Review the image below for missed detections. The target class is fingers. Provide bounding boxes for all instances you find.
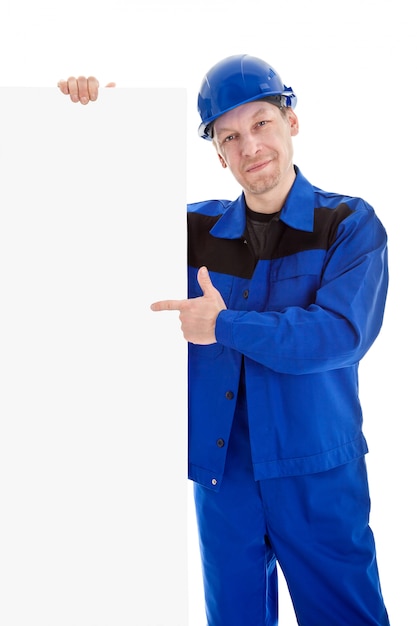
[72,76,89,104]
[57,76,104,104]
[197,266,213,294]
[151,268,214,312]
[86,76,100,102]
[150,299,185,312]
[57,79,70,95]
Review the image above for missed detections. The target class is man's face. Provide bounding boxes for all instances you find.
[212,100,299,203]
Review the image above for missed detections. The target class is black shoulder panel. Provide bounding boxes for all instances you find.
[187,203,354,279]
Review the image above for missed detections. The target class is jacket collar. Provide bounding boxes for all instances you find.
[209,166,315,239]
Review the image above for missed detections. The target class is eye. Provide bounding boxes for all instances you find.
[256,120,268,128]
[223,134,236,143]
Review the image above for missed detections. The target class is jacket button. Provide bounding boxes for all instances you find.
[243,289,249,299]
[225,391,234,400]
[216,438,225,448]
[211,478,217,486]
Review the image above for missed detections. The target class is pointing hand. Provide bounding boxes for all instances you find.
[151,266,226,345]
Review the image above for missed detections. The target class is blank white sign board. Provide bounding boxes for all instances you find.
[0,88,187,626]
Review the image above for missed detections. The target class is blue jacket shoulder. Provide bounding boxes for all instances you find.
[187,199,232,216]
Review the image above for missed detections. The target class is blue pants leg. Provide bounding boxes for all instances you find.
[194,398,390,625]
[260,460,390,626]
[194,394,278,626]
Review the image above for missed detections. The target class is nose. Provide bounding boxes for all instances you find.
[240,132,261,157]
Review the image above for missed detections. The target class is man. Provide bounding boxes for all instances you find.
[59,54,390,625]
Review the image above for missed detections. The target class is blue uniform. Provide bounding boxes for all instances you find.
[187,167,390,625]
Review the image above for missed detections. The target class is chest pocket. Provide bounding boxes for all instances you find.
[268,250,326,310]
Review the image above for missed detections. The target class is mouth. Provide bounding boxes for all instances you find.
[246,159,271,174]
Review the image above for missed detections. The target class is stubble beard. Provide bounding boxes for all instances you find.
[244,170,282,196]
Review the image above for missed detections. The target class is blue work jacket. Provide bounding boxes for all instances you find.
[187,167,388,491]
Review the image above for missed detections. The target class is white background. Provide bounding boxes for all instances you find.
[0,1,415,624]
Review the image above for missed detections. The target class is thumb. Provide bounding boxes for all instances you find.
[197,266,214,295]
[105,82,116,88]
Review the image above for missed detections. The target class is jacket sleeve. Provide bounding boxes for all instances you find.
[214,205,389,375]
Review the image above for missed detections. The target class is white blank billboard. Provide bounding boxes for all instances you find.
[0,87,188,626]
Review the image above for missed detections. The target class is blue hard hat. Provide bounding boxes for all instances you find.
[197,54,297,140]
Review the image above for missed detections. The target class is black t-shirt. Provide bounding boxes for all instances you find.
[245,205,281,259]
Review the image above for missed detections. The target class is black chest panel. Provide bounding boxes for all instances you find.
[187,203,353,279]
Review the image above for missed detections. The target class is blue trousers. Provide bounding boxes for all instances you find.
[194,394,390,625]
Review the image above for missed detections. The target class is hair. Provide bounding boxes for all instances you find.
[260,95,287,110]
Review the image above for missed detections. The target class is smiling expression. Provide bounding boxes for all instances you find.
[212,100,299,212]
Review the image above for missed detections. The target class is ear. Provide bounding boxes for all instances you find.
[212,138,227,169]
[217,152,228,169]
[287,109,299,137]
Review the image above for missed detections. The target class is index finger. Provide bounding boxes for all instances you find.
[150,299,185,312]
[87,76,100,102]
